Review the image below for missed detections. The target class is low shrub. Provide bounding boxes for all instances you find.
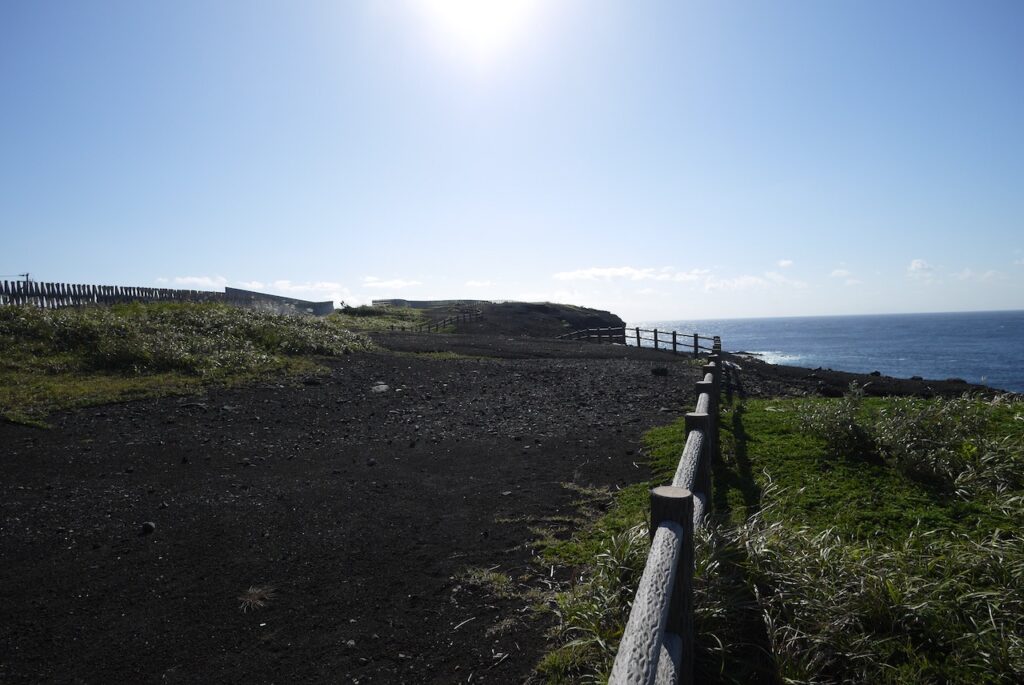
[798,383,1009,492]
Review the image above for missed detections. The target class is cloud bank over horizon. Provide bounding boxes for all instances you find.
[153,251,1023,321]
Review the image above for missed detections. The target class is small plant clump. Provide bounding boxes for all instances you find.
[537,524,649,682]
[238,585,276,613]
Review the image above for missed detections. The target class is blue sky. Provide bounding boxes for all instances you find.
[2,0,1022,320]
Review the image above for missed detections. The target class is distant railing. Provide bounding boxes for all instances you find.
[609,339,722,685]
[389,311,483,332]
[558,326,717,356]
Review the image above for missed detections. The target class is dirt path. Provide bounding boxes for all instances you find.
[0,336,701,684]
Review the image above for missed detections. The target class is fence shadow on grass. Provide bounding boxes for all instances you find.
[696,361,780,684]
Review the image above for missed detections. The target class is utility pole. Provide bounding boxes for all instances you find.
[18,273,30,283]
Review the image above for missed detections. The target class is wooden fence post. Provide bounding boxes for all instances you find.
[693,333,699,357]
[672,330,678,355]
[635,326,641,348]
[685,411,712,501]
[653,328,659,350]
[649,485,694,682]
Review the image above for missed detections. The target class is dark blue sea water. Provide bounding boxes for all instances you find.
[634,310,1024,393]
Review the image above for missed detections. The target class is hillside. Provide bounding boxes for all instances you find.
[422,301,625,337]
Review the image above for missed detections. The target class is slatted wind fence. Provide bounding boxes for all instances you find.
[0,280,224,309]
[0,281,337,316]
[609,338,722,685]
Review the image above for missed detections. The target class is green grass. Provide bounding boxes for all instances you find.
[717,394,1024,683]
[329,305,425,331]
[535,390,1024,683]
[0,303,371,425]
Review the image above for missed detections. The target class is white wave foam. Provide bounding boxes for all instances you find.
[749,350,803,365]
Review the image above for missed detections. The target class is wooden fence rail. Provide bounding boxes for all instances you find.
[609,338,722,685]
[388,311,484,332]
[558,326,718,356]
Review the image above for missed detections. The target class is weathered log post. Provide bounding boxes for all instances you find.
[704,356,721,487]
[672,330,678,355]
[685,409,712,505]
[653,328,659,351]
[635,326,641,348]
[609,487,694,685]
[652,486,695,685]
[693,333,699,357]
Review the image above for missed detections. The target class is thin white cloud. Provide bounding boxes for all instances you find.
[830,269,851,278]
[362,276,422,289]
[764,271,807,288]
[553,266,709,282]
[845,278,863,286]
[159,275,229,289]
[907,259,937,283]
[267,280,345,294]
[955,268,1002,283]
[1014,258,1024,266]
[777,259,794,268]
[702,274,767,292]
[908,259,933,274]
[465,280,494,287]
[236,280,265,290]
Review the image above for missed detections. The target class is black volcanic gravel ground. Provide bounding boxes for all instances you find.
[1,333,1003,685]
[0,336,703,684]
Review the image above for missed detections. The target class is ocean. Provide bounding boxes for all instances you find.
[633,310,1024,393]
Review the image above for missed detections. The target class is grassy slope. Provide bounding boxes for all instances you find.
[329,305,426,331]
[536,393,1024,683]
[715,396,1023,683]
[0,303,371,426]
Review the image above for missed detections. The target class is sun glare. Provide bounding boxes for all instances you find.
[411,0,542,65]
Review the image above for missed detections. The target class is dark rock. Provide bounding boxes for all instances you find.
[139,521,156,536]
[651,367,668,376]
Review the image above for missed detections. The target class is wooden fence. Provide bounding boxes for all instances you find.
[558,326,718,356]
[389,311,483,332]
[0,280,335,316]
[609,338,722,684]
[0,280,225,309]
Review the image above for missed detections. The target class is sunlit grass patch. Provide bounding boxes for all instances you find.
[535,390,1024,683]
[459,567,517,599]
[0,303,369,424]
[329,305,425,331]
